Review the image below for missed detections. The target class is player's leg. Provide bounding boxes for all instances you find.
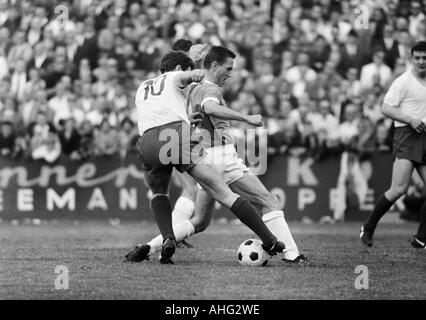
[145,167,179,263]
[125,165,177,263]
[171,170,197,224]
[142,189,215,258]
[411,164,426,248]
[170,170,198,248]
[145,218,197,257]
[187,162,284,254]
[361,158,414,246]
[134,179,200,258]
[126,130,178,264]
[190,189,215,233]
[144,167,174,240]
[229,173,305,262]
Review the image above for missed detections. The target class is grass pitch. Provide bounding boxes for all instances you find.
[1,219,425,300]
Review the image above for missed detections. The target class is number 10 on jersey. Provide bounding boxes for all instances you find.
[144,74,167,100]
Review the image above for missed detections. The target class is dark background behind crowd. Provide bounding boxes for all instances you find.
[0,0,425,164]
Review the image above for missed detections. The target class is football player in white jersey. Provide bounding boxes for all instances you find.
[166,41,211,249]
[126,50,285,264]
[360,41,426,248]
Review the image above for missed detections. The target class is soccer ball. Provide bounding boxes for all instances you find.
[237,239,270,267]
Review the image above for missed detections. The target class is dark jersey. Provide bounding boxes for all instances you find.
[188,81,234,148]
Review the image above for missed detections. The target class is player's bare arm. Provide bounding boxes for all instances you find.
[203,100,263,126]
[174,70,205,88]
[382,103,426,133]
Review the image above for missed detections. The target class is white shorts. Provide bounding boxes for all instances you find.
[199,144,250,187]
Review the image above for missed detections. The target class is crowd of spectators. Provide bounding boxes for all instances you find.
[0,0,425,164]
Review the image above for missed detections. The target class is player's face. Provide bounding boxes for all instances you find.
[216,57,234,87]
[412,51,426,74]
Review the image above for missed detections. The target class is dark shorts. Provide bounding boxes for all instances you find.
[393,126,426,165]
[136,121,205,178]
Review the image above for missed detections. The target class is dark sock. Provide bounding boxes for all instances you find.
[151,195,175,240]
[416,200,426,241]
[231,197,276,247]
[364,194,394,231]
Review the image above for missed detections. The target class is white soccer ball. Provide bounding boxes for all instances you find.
[237,239,270,267]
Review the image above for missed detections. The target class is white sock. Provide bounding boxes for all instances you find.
[262,211,300,261]
[147,220,196,256]
[172,196,195,225]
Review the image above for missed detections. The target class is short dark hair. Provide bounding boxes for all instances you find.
[160,51,195,73]
[203,46,236,69]
[172,39,193,53]
[411,41,426,56]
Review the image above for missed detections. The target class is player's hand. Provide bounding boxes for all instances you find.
[191,70,205,83]
[246,114,263,127]
[410,118,426,133]
[189,112,203,125]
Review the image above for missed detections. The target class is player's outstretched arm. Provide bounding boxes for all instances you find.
[382,103,426,133]
[174,70,205,88]
[203,100,263,126]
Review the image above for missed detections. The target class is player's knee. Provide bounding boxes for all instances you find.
[146,177,169,194]
[145,171,172,194]
[191,166,221,190]
[257,193,280,211]
[181,184,198,200]
[192,217,210,233]
[195,220,210,233]
[267,194,281,211]
[150,185,169,195]
[389,184,409,198]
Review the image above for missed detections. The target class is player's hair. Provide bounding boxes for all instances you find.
[172,39,193,53]
[160,51,195,73]
[411,41,426,56]
[203,46,236,69]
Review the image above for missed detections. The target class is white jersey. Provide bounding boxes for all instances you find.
[135,71,190,135]
[383,69,426,127]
